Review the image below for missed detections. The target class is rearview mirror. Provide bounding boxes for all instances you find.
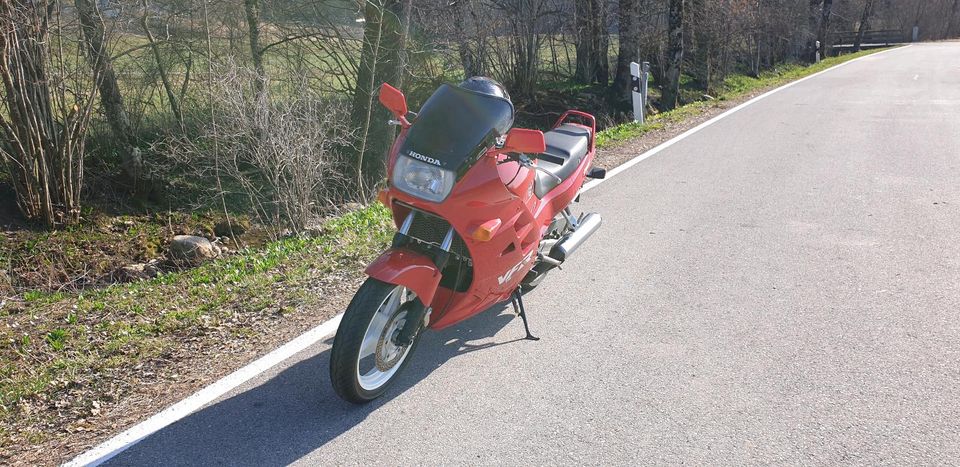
[378,83,408,119]
[502,128,546,154]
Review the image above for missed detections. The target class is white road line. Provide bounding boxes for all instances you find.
[66,44,910,467]
[65,314,343,467]
[581,45,910,194]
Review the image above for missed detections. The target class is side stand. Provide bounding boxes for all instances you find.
[511,289,540,341]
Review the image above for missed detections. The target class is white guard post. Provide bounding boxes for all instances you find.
[630,61,648,124]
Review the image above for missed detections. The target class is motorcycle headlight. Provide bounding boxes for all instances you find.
[392,155,456,202]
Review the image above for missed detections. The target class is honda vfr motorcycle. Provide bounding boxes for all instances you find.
[329,77,605,403]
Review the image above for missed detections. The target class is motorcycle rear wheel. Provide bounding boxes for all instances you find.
[329,279,423,403]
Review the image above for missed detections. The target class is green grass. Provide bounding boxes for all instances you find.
[595,48,894,149]
[0,204,394,447]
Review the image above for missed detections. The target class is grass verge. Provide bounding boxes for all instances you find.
[0,204,393,456]
[595,48,893,149]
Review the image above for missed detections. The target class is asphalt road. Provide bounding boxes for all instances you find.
[106,43,960,465]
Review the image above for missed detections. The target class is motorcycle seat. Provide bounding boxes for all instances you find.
[534,124,592,198]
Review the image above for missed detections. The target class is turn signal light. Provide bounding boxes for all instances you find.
[472,218,502,242]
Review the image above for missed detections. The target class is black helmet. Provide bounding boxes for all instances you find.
[459,76,512,102]
[458,76,514,135]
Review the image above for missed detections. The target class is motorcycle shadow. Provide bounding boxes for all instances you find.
[105,300,525,466]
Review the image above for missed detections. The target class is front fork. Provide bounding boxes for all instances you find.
[385,209,456,345]
[394,300,428,346]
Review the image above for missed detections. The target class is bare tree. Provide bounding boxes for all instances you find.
[661,0,685,110]
[854,0,875,51]
[243,0,265,92]
[688,0,711,90]
[141,0,184,127]
[486,0,551,97]
[160,64,352,234]
[75,0,141,180]
[451,0,489,77]
[351,0,406,192]
[817,0,833,58]
[266,2,362,95]
[946,0,960,38]
[807,0,822,61]
[0,0,97,226]
[612,0,640,97]
[574,0,609,84]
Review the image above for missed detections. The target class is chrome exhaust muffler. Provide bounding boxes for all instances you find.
[548,212,602,263]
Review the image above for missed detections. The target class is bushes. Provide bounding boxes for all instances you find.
[157,64,354,236]
[0,0,96,227]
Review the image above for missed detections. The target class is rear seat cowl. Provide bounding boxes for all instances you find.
[533,124,592,198]
[544,124,591,160]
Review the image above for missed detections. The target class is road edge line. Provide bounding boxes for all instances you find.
[580,45,910,193]
[65,313,344,467]
[66,44,910,467]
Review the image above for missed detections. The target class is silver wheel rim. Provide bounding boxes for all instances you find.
[356,286,416,391]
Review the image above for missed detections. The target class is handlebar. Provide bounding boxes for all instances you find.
[498,153,562,184]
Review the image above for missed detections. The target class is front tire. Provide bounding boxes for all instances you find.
[329,279,423,403]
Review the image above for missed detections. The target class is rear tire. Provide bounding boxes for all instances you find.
[329,279,423,403]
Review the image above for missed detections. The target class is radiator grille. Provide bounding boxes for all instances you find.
[406,209,471,259]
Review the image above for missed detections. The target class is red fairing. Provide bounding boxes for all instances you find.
[374,87,597,331]
[365,249,442,306]
[379,132,595,330]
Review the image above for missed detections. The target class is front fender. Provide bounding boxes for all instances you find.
[365,248,442,306]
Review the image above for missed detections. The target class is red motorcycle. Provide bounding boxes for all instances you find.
[329,77,605,403]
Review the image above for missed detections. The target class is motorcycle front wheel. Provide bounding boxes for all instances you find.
[329,278,423,403]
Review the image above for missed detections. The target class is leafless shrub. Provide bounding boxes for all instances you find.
[156,63,353,236]
[0,0,98,227]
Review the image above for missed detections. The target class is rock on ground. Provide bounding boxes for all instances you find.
[169,235,221,263]
[114,262,159,283]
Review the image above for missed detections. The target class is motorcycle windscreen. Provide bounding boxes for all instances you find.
[399,84,514,174]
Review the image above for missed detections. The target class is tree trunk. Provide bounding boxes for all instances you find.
[854,0,875,52]
[243,0,265,92]
[595,1,609,85]
[350,0,404,192]
[398,0,412,81]
[661,0,685,111]
[1,0,94,227]
[509,0,541,98]
[612,0,639,96]
[753,0,763,77]
[943,0,960,38]
[141,0,183,127]
[952,0,960,38]
[75,0,140,180]
[453,0,485,77]
[817,0,834,58]
[689,0,711,90]
[574,0,609,84]
[807,0,822,62]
